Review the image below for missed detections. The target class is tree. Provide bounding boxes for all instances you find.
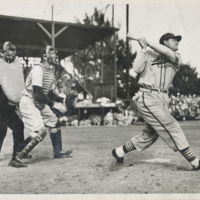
[171,63,200,95]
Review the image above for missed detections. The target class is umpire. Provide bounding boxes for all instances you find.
[0,41,31,167]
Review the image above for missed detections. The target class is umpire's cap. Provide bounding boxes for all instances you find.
[3,41,16,51]
[159,33,182,45]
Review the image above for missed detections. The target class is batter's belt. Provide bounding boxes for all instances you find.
[139,84,168,94]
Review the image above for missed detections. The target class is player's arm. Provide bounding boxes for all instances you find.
[47,90,64,103]
[127,33,179,63]
[133,38,148,73]
[32,66,66,112]
[146,39,178,63]
[47,80,65,103]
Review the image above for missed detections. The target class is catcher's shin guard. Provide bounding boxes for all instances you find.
[16,128,46,161]
[12,136,32,159]
[50,129,72,158]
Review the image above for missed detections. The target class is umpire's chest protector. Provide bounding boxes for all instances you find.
[0,58,25,104]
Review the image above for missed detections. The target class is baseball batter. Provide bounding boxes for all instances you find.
[112,33,200,170]
[10,46,73,168]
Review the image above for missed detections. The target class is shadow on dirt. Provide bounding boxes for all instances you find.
[108,158,193,172]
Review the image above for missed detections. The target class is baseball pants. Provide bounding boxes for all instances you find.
[132,90,189,152]
[19,95,58,133]
[0,101,25,154]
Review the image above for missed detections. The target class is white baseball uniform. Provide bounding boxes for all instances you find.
[19,64,57,133]
[131,49,189,152]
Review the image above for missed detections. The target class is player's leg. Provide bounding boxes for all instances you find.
[9,96,46,167]
[0,112,8,153]
[42,106,72,158]
[112,123,159,163]
[15,127,47,161]
[49,127,72,158]
[9,127,47,168]
[140,92,200,170]
[2,104,29,159]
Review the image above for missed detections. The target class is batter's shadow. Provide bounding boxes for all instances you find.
[109,158,193,172]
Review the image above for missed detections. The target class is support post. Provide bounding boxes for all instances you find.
[126,4,129,100]
[112,5,114,27]
[51,5,55,48]
[114,30,117,102]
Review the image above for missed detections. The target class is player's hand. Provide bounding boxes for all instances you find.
[53,102,67,113]
[138,37,147,49]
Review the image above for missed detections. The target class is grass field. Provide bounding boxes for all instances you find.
[1,120,200,197]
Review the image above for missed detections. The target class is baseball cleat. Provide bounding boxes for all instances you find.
[112,149,124,164]
[54,150,73,158]
[192,160,200,171]
[8,159,27,168]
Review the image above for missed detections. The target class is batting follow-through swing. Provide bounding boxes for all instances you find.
[112,32,200,170]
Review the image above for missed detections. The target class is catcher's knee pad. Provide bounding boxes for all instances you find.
[30,128,47,142]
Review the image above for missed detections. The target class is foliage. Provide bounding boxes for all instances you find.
[170,63,200,95]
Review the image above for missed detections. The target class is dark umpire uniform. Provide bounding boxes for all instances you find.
[0,41,31,166]
[0,86,26,159]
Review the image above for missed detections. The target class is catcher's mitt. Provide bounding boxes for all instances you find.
[65,91,78,112]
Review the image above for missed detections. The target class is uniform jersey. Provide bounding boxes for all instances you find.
[23,64,55,110]
[134,50,181,90]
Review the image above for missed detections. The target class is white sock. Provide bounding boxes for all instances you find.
[116,146,125,157]
[190,158,199,168]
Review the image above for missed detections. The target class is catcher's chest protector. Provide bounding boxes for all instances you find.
[35,64,55,110]
[0,58,25,104]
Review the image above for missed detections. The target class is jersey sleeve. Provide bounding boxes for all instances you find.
[32,65,44,87]
[175,52,181,66]
[147,49,159,60]
[168,52,181,70]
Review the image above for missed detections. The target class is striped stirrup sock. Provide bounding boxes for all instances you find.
[123,140,136,153]
[179,147,196,162]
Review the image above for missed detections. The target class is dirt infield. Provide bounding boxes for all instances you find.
[1,121,200,195]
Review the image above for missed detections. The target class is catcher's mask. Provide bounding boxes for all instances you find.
[1,41,16,63]
[40,46,59,66]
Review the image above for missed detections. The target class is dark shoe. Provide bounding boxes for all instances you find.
[8,159,27,168]
[54,150,73,158]
[112,149,124,164]
[192,160,200,171]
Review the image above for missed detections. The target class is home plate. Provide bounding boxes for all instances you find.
[142,158,171,163]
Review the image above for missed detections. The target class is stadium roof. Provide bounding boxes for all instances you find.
[0,14,118,59]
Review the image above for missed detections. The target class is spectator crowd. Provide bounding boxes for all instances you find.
[169,93,200,121]
[53,73,200,127]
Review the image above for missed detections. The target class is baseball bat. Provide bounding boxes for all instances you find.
[126,33,138,41]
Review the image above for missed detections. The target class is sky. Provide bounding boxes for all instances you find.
[1,0,200,76]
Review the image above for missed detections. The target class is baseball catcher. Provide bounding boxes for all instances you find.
[10,46,73,168]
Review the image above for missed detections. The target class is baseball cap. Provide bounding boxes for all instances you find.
[159,33,182,45]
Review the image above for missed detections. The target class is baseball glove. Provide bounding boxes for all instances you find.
[65,91,78,112]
